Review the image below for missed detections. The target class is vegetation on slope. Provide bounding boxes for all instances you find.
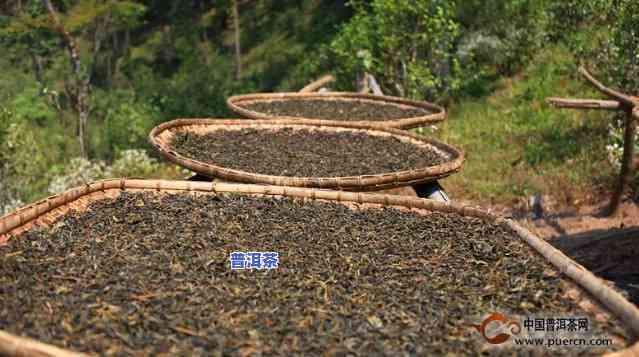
[0,0,637,213]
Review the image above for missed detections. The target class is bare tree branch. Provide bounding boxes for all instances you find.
[88,12,111,84]
[42,0,90,159]
[299,74,335,93]
[546,98,621,110]
[42,0,81,75]
[579,66,639,107]
[231,0,242,80]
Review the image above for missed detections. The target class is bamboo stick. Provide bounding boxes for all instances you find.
[0,330,89,357]
[0,179,492,238]
[546,97,621,110]
[299,74,335,93]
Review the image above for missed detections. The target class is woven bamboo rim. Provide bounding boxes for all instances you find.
[226,92,446,129]
[148,118,464,191]
[0,179,638,356]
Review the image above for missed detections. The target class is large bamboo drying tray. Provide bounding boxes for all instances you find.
[1,179,639,356]
[188,174,421,197]
[226,92,446,129]
[148,118,464,191]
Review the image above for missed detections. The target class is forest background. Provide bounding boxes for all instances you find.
[0,0,637,214]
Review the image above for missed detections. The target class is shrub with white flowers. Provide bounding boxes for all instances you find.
[109,149,160,178]
[47,158,112,194]
[1,107,43,215]
[47,150,162,194]
[1,198,25,216]
[605,122,639,170]
[0,159,22,215]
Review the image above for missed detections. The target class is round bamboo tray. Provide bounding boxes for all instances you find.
[187,172,422,197]
[0,179,638,356]
[148,118,464,191]
[226,92,446,129]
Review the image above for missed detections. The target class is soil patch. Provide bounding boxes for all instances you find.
[516,200,639,307]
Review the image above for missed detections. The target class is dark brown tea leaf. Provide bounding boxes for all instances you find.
[170,128,445,177]
[242,99,430,121]
[0,192,628,356]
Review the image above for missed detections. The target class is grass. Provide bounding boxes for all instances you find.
[423,45,617,208]
[0,44,626,213]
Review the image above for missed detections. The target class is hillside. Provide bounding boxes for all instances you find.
[0,0,637,212]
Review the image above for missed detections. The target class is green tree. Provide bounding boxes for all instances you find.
[457,0,550,76]
[593,0,639,93]
[1,0,146,158]
[548,0,639,215]
[327,0,461,101]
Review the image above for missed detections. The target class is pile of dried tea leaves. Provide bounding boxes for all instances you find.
[170,128,445,177]
[0,192,627,356]
[241,99,430,121]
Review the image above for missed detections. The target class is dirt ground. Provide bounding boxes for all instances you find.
[464,196,639,307]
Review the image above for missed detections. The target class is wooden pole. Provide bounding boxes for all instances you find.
[547,67,638,216]
[299,74,335,93]
[546,98,622,110]
[609,107,638,215]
